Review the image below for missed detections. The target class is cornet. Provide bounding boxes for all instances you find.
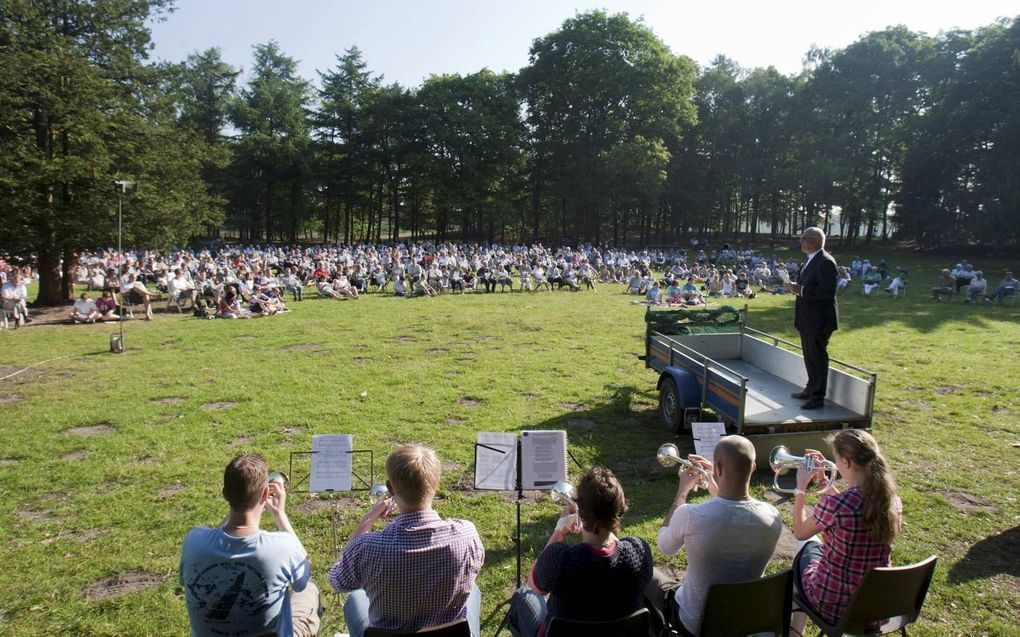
[657,443,710,490]
[769,446,838,494]
[369,484,399,515]
[268,470,289,488]
[550,481,575,508]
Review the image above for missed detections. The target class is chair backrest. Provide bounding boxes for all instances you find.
[363,619,471,637]
[698,569,792,636]
[839,555,938,634]
[545,607,650,637]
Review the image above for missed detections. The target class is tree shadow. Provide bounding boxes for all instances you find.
[946,525,1020,583]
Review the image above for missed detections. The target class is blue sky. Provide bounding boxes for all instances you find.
[148,1,1018,86]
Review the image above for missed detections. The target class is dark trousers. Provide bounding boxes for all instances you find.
[800,329,833,399]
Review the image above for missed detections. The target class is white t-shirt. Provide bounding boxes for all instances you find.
[658,496,782,634]
[73,298,96,315]
[180,526,310,637]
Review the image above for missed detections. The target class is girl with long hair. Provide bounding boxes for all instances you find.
[791,429,902,627]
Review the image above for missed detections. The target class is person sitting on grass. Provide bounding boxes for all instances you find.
[218,286,250,319]
[334,272,360,300]
[95,290,120,322]
[988,270,1019,305]
[665,280,683,304]
[282,267,304,302]
[507,467,653,637]
[180,454,321,637]
[931,269,956,301]
[677,276,702,305]
[644,281,663,305]
[316,276,346,300]
[965,271,988,303]
[71,292,100,324]
[393,274,407,297]
[734,271,756,299]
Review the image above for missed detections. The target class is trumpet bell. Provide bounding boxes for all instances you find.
[550,481,575,508]
[768,445,839,495]
[268,470,289,486]
[769,445,801,474]
[368,484,389,504]
[657,443,682,467]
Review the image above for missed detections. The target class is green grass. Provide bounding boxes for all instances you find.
[0,247,1018,635]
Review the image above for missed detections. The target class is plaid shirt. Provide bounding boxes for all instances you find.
[802,486,902,625]
[328,510,484,631]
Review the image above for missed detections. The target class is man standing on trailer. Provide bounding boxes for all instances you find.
[786,227,838,410]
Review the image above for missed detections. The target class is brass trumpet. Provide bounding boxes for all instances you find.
[550,481,575,508]
[369,483,398,514]
[268,470,289,488]
[657,443,710,490]
[769,446,838,494]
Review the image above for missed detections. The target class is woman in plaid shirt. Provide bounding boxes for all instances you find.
[791,430,903,627]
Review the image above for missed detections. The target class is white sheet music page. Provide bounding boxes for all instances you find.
[520,430,567,490]
[691,422,727,460]
[474,432,517,491]
[309,434,353,492]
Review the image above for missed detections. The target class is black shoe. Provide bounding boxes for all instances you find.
[790,391,811,400]
[801,398,825,410]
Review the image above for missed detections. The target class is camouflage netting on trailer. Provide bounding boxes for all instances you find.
[645,304,744,336]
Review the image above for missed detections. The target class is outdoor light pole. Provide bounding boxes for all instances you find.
[112,180,136,353]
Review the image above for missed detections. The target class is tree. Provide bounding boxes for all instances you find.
[0,0,220,304]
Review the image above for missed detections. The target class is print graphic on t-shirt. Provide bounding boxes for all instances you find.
[187,561,269,632]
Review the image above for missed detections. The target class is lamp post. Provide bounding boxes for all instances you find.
[112,180,136,353]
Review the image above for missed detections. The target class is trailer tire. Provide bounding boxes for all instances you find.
[659,377,683,434]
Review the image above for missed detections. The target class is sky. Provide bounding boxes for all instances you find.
[148,1,1018,87]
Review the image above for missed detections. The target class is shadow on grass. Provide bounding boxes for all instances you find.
[946,525,1020,583]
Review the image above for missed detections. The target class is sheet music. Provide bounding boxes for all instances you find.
[521,430,567,490]
[309,434,353,492]
[474,432,517,491]
[692,422,727,460]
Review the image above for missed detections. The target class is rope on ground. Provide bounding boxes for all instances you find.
[0,354,75,382]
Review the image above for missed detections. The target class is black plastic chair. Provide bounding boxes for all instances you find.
[545,607,650,637]
[364,619,471,637]
[698,568,792,636]
[795,555,937,636]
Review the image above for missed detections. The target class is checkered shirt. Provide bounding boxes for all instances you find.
[802,486,902,625]
[328,510,484,631]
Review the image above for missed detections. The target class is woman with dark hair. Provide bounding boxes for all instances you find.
[791,429,902,628]
[507,467,653,637]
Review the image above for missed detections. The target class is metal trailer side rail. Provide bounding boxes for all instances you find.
[741,325,879,425]
[659,333,749,429]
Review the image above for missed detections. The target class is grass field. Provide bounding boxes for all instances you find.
[0,246,1018,636]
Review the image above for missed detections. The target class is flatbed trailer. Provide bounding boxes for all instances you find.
[643,307,876,459]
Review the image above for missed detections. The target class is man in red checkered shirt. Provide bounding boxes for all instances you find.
[329,445,484,636]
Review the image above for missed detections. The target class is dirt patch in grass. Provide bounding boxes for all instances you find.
[426,348,448,355]
[772,526,799,560]
[40,527,107,545]
[992,405,1011,415]
[281,425,303,436]
[18,507,60,524]
[498,490,545,505]
[83,569,165,602]
[282,343,326,352]
[0,456,21,466]
[902,399,932,410]
[656,563,687,583]
[0,393,23,405]
[934,385,964,395]
[566,418,598,429]
[352,356,372,364]
[942,491,999,514]
[457,396,484,407]
[151,396,186,405]
[230,435,255,448]
[394,335,416,343]
[64,423,116,436]
[202,401,239,410]
[903,386,924,393]
[60,449,89,462]
[972,390,995,397]
[560,402,584,412]
[159,484,185,498]
[291,497,363,515]
[523,393,542,399]
[445,417,465,425]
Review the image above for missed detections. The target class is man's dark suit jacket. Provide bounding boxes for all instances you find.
[794,250,839,335]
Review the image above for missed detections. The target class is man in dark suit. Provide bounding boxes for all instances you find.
[786,227,838,410]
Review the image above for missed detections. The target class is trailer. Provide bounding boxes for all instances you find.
[643,306,876,459]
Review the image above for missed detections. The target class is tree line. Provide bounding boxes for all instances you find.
[1,1,1018,304]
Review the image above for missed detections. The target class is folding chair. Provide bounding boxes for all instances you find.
[364,619,471,636]
[795,555,937,637]
[545,608,649,637]
[698,568,792,636]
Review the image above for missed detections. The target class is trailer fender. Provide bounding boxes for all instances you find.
[657,368,701,433]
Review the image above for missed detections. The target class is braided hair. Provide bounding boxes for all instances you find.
[830,430,899,545]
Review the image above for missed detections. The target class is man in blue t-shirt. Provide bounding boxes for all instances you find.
[180,454,321,637]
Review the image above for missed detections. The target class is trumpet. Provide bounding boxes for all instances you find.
[657,443,710,490]
[550,481,575,508]
[268,470,289,488]
[369,484,398,514]
[769,446,838,494]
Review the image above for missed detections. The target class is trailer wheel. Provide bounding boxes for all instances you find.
[659,377,683,434]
